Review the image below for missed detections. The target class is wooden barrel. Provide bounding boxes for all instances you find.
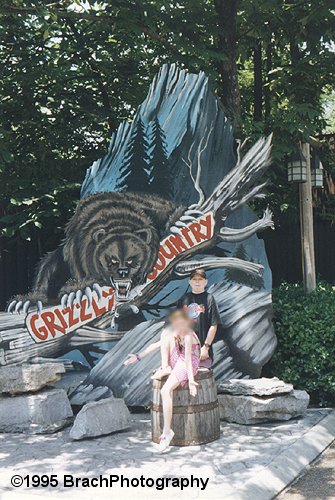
[151,368,220,446]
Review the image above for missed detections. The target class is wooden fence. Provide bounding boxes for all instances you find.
[262,218,335,286]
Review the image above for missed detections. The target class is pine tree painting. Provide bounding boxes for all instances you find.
[148,117,171,198]
[117,117,150,192]
[225,244,264,289]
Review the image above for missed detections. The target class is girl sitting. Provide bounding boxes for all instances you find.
[124,309,201,451]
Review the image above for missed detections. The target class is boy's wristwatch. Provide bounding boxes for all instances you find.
[204,343,211,349]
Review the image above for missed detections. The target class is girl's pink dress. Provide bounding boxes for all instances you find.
[169,332,201,385]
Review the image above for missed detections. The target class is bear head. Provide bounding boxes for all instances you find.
[90,227,159,301]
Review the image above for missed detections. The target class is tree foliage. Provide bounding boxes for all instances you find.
[0,0,334,255]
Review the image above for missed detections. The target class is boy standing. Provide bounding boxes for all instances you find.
[178,269,220,365]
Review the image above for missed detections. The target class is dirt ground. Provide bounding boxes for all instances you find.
[278,442,335,500]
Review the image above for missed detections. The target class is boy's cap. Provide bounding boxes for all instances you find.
[190,269,207,279]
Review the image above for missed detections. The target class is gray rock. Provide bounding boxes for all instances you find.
[0,363,65,395]
[70,397,131,440]
[0,389,73,433]
[218,390,310,424]
[50,370,89,396]
[69,383,113,406]
[218,377,294,397]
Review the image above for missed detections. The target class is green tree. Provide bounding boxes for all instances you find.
[118,118,150,192]
[148,117,171,198]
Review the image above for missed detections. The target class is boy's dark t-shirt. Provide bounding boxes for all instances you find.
[177,291,221,360]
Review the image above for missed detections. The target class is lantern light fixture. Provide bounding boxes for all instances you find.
[311,149,324,189]
[288,146,307,183]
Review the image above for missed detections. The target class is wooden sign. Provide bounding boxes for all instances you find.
[26,287,115,343]
[147,213,214,282]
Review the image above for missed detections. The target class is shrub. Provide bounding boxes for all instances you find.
[266,282,335,407]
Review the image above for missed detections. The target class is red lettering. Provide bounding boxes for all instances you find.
[29,314,49,341]
[154,250,166,271]
[147,268,158,281]
[189,222,207,242]
[200,214,213,239]
[92,297,107,316]
[107,294,115,311]
[41,311,66,338]
[169,234,187,253]
[80,299,92,322]
[160,240,179,260]
[64,306,79,328]
[181,227,195,247]
[54,309,68,331]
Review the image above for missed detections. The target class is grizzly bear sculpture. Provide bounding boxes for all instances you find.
[8,192,186,312]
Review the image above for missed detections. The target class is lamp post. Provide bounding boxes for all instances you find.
[288,143,316,293]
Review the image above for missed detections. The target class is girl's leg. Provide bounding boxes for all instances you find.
[160,329,171,370]
[160,373,180,435]
[151,331,172,380]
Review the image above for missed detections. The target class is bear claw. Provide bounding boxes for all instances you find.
[93,283,102,300]
[76,289,83,304]
[7,299,37,314]
[7,300,16,314]
[14,301,23,314]
[67,292,76,308]
[60,285,102,310]
[61,294,68,309]
[84,287,93,306]
[22,300,31,315]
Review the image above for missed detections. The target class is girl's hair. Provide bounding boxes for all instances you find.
[168,308,190,323]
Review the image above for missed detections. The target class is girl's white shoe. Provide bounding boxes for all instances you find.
[157,430,175,452]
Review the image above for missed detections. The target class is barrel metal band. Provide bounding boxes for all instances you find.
[151,399,219,414]
[152,368,214,387]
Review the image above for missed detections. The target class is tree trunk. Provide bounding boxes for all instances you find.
[214,0,241,128]
[264,41,272,132]
[299,142,316,293]
[253,41,263,122]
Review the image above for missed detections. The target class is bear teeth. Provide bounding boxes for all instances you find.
[111,278,132,301]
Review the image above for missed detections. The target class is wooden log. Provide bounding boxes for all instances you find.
[0,312,123,367]
[151,368,220,446]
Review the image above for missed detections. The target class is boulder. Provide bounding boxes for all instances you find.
[50,370,89,396]
[0,363,65,395]
[217,377,294,397]
[70,397,131,440]
[69,383,113,406]
[218,390,309,425]
[0,389,73,433]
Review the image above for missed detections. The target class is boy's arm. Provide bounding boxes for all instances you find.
[201,295,221,359]
[200,325,217,359]
[185,334,198,396]
[184,334,195,382]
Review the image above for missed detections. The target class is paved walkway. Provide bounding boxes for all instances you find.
[0,409,334,500]
[278,442,335,499]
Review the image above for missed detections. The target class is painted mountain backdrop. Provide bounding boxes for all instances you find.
[71,64,277,405]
